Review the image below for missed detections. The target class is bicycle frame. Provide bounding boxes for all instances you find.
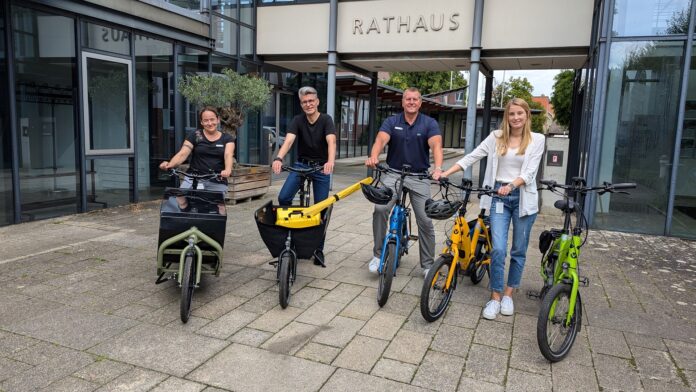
[439,210,492,290]
[380,203,408,273]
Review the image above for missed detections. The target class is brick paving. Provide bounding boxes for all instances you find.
[0,159,695,391]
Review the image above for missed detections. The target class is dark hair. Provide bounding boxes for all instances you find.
[198,106,219,122]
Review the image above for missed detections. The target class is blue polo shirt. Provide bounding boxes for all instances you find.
[379,112,441,172]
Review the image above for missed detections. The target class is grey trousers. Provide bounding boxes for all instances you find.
[372,172,435,269]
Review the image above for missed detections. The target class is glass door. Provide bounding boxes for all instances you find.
[81,52,134,209]
[672,43,696,238]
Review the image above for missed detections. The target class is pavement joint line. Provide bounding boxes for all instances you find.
[0,231,133,265]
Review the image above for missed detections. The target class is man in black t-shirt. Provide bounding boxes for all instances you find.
[272,86,337,266]
[272,86,337,205]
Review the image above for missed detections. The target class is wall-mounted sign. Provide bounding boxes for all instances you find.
[546,150,564,167]
[353,13,460,35]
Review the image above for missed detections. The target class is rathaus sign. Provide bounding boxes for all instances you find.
[352,13,461,35]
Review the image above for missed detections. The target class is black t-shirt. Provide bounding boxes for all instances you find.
[287,113,336,162]
[185,130,235,183]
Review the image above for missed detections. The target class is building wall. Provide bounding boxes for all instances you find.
[257,0,592,55]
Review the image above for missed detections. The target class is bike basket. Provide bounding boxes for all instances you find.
[255,200,327,259]
[538,230,554,254]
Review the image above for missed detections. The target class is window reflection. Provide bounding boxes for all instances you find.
[0,14,10,225]
[673,42,696,238]
[613,0,691,36]
[136,36,174,202]
[12,6,80,222]
[597,41,683,234]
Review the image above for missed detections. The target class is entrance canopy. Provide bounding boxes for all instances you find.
[257,0,593,73]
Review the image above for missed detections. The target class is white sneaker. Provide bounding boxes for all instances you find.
[368,256,380,274]
[500,296,514,316]
[482,300,501,320]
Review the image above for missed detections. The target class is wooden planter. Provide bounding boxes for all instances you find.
[227,163,271,204]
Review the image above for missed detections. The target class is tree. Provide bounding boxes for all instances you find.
[551,70,575,128]
[493,76,534,106]
[382,71,467,95]
[178,69,272,137]
[492,76,546,133]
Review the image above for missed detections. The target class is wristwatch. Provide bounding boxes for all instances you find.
[507,183,517,191]
[274,157,283,162]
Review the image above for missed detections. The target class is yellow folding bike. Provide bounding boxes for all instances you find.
[420,178,496,322]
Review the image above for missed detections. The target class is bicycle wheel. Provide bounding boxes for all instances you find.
[278,251,295,309]
[469,240,490,285]
[180,250,196,323]
[377,242,397,307]
[536,283,582,362]
[420,255,456,322]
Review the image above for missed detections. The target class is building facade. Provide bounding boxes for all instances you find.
[1,0,695,239]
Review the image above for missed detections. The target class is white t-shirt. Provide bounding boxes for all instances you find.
[496,147,524,183]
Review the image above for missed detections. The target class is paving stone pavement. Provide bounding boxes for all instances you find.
[0,159,695,392]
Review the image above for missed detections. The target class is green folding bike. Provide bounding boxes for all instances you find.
[535,177,635,362]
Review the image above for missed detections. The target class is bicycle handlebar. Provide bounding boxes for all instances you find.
[169,169,221,181]
[539,179,636,194]
[373,163,430,179]
[437,177,497,197]
[281,164,324,176]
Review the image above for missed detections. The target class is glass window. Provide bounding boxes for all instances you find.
[0,14,11,226]
[135,36,174,202]
[83,54,132,152]
[240,0,254,25]
[212,0,237,19]
[212,54,235,74]
[178,46,209,131]
[240,26,253,59]
[167,0,201,12]
[86,156,133,211]
[672,42,696,238]
[212,15,237,55]
[238,60,258,74]
[12,6,80,222]
[596,41,683,234]
[81,21,131,56]
[612,0,691,36]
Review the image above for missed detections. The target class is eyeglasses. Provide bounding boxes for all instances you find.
[300,99,317,106]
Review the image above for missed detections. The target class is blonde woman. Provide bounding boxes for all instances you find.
[439,98,544,320]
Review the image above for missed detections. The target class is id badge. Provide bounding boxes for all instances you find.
[495,201,504,214]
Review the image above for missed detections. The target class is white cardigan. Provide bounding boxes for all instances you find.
[455,130,545,217]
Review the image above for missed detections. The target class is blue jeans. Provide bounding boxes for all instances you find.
[278,162,330,251]
[489,183,537,294]
[278,162,330,206]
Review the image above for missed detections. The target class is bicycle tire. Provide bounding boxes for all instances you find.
[278,251,294,309]
[377,242,397,307]
[420,255,456,322]
[470,240,490,285]
[180,250,195,323]
[536,283,582,362]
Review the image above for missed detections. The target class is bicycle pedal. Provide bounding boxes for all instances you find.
[580,277,590,287]
[408,234,419,241]
[526,290,542,299]
[268,260,278,267]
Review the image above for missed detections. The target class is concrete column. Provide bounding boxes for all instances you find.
[464,0,484,179]
[326,0,337,121]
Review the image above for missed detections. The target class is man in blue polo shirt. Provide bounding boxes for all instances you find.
[365,87,444,277]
